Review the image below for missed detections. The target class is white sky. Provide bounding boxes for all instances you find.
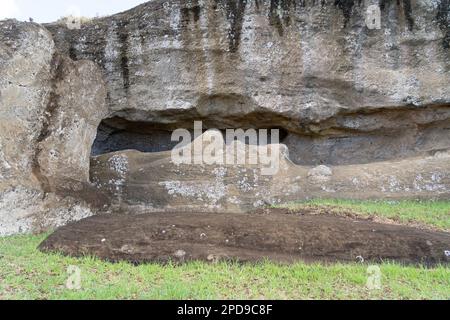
[0,0,149,22]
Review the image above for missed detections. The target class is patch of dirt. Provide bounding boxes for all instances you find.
[39,210,450,266]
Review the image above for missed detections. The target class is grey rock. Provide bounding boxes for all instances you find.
[0,20,107,235]
[1,1,450,234]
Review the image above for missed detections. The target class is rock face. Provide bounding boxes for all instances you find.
[89,146,450,213]
[47,0,450,165]
[1,0,450,234]
[0,21,107,235]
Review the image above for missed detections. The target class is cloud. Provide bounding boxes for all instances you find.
[0,0,20,20]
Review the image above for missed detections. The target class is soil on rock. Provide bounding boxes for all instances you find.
[39,209,450,266]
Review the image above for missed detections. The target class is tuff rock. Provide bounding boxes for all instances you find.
[1,0,450,235]
[0,21,107,235]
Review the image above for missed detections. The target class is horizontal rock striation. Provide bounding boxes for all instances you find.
[45,0,450,165]
[1,0,450,234]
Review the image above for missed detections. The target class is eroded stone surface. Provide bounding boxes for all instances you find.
[46,0,450,165]
[1,1,450,234]
[90,143,450,213]
[36,56,108,190]
[0,20,107,235]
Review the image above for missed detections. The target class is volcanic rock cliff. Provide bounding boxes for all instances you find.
[1,0,449,235]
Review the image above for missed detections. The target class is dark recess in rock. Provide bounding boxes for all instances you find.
[68,46,77,60]
[217,0,248,53]
[334,0,362,28]
[401,0,415,31]
[65,29,78,60]
[91,117,289,156]
[117,21,131,92]
[437,0,450,49]
[91,119,179,155]
[180,0,201,23]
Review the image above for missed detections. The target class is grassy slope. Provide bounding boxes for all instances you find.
[277,199,450,231]
[1,233,449,300]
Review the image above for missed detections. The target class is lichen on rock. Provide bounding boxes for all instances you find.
[1,0,450,234]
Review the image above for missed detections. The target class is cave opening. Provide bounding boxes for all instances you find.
[91,105,450,167]
[92,118,178,156]
[91,117,289,157]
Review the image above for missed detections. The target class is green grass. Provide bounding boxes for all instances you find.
[0,234,449,300]
[277,199,450,231]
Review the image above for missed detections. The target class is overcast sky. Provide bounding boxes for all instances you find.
[0,0,149,22]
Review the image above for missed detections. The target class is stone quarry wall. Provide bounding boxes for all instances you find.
[0,21,108,235]
[46,0,450,165]
[1,0,450,235]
